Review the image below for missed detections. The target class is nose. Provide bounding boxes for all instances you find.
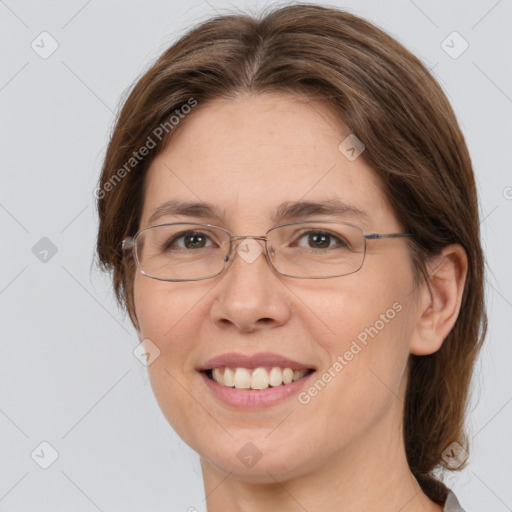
[210,237,292,333]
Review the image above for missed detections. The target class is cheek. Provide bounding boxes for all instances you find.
[300,260,414,420]
[133,276,217,444]
[133,275,203,348]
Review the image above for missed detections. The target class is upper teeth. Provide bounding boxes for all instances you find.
[211,367,309,390]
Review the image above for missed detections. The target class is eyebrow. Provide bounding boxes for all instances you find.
[147,198,371,227]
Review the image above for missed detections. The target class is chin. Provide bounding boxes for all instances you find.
[194,430,319,483]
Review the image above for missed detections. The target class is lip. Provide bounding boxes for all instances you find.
[197,352,317,409]
[199,369,316,409]
[198,352,315,372]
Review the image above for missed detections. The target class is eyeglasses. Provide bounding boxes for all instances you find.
[121,221,413,281]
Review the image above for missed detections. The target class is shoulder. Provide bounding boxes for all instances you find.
[443,489,466,512]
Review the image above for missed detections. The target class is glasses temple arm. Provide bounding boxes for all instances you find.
[364,233,413,240]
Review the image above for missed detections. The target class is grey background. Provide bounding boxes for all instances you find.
[1,0,511,510]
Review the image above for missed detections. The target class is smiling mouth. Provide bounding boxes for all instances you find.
[203,366,315,390]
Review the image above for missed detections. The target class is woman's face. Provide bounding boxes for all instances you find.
[133,92,419,482]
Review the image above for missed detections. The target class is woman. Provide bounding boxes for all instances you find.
[95,4,486,511]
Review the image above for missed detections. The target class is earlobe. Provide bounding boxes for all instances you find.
[409,244,468,356]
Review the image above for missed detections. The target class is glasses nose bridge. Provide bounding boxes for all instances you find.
[229,234,268,250]
[226,234,270,262]
[230,234,267,242]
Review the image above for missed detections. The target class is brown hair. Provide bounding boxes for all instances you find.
[95,3,487,503]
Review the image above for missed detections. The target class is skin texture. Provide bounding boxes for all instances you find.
[132,92,467,511]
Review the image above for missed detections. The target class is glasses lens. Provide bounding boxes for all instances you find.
[135,224,230,280]
[267,222,365,278]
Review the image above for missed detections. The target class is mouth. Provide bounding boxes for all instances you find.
[202,366,315,390]
[197,352,317,407]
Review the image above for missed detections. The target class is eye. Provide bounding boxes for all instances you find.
[164,231,217,250]
[292,230,349,250]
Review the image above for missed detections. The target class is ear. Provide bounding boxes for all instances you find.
[409,244,468,356]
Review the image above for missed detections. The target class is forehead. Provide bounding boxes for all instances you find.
[140,92,396,232]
